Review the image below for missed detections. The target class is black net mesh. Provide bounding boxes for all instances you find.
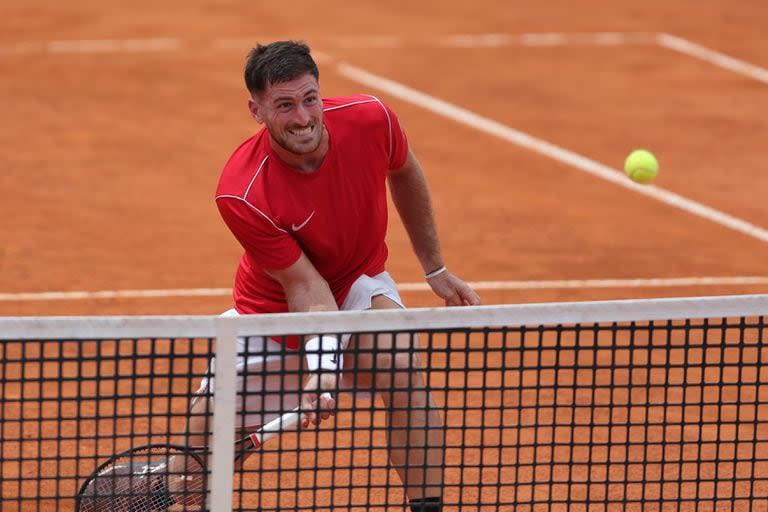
[3,314,768,511]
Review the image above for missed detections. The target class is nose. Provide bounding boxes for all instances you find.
[293,104,311,125]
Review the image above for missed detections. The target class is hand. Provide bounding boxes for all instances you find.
[427,270,481,306]
[300,373,338,427]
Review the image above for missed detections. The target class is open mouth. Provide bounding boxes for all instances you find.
[288,125,313,137]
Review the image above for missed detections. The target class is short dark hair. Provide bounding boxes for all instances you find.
[244,41,319,96]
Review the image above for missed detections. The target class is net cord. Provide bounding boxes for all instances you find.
[3,294,766,340]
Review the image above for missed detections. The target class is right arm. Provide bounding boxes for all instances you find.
[216,197,339,425]
[264,253,340,426]
[265,252,337,313]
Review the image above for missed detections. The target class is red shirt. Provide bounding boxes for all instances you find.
[216,94,409,315]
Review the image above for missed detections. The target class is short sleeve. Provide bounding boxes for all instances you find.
[216,196,302,270]
[379,101,409,169]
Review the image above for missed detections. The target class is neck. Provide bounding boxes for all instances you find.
[270,129,329,173]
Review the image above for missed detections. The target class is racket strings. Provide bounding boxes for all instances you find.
[81,473,206,511]
[79,448,206,511]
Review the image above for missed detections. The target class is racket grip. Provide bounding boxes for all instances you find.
[248,408,302,449]
[247,394,334,449]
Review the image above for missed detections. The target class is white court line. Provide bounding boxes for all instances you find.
[2,32,766,92]
[2,277,768,301]
[441,32,655,48]
[47,38,181,54]
[212,38,261,51]
[0,32,658,56]
[0,42,45,55]
[330,35,404,49]
[399,276,768,292]
[212,33,653,51]
[336,62,768,244]
[0,38,181,55]
[0,288,232,301]
[657,33,768,85]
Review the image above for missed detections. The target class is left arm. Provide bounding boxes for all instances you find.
[387,148,481,306]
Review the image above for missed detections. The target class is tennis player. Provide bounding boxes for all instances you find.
[189,40,480,512]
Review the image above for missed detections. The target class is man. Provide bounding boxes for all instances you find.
[197,40,480,512]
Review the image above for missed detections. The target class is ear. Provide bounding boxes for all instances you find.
[248,97,263,123]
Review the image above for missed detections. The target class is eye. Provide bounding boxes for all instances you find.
[305,96,318,105]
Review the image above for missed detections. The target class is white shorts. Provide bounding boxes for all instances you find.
[197,271,403,429]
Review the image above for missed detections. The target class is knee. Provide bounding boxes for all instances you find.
[374,350,421,390]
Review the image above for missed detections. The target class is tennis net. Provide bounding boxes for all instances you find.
[2,294,768,511]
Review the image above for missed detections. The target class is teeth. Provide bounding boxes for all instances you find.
[290,126,312,136]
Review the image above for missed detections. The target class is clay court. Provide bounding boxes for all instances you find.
[2,1,768,511]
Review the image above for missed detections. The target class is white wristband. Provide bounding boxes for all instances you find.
[305,335,342,372]
[425,265,448,279]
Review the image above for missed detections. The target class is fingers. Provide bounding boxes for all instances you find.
[301,391,336,427]
[303,394,335,426]
[318,392,336,421]
[427,271,480,307]
[440,280,481,307]
[444,292,464,307]
[460,284,481,306]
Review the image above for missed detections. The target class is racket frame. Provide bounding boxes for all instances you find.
[75,404,312,511]
[75,443,206,512]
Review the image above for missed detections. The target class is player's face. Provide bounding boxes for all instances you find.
[251,73,324,155]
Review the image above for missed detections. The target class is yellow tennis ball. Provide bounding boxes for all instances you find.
[624,149,659,184]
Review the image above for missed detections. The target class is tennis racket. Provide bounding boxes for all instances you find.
[76,404,311,512]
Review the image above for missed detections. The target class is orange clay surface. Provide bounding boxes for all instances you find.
[2,1,768,510]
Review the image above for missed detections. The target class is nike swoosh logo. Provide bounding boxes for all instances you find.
[291,211,315,231]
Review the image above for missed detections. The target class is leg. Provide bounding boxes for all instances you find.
[348,294,444,502]
[159,395,210,511]
[166,333,302,510]
[165,394,237,512]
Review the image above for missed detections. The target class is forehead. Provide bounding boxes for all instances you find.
[262,73,320,101]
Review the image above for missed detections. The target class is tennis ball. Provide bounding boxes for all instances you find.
[624,149,659,184]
